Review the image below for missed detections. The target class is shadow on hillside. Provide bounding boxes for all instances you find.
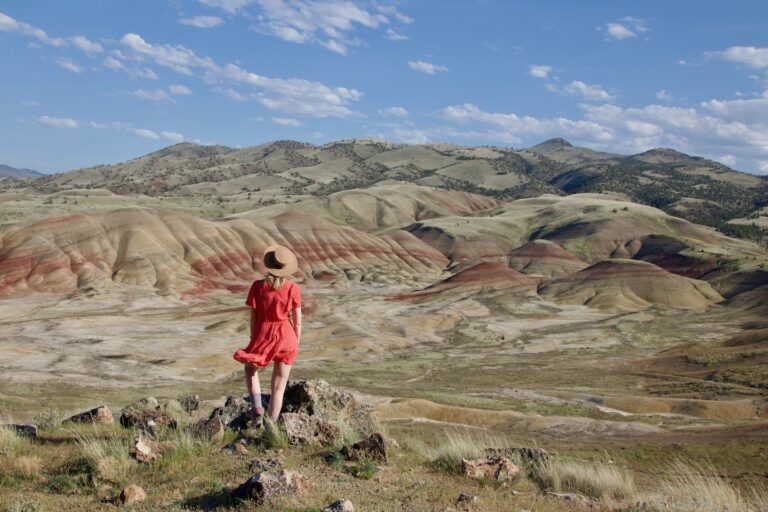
[181,489,235,510]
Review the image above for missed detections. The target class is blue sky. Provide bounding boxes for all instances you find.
[1,0,767,174]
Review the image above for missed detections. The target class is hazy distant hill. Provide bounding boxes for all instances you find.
[0,164,43,179]
[24,138,768,243]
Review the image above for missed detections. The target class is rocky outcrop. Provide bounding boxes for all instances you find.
[10,424,37,437]
[279,413,341,446]
[208,395,256,431]
[340,433,388,463]
[282,379,378,436]
[66,406,113,425]
[461,457,520,482]
[232,469,311,503]
[120,397,177,436]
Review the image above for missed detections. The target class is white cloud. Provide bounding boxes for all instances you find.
[384,28,408,41]
[0,11,66,47]
[252,0,389,55]
[118,33,362,117]
[169,84,192,95]
[103,55,160,80]
[431,99,768,173]
[272,117,302,126]
[160,131,185,142]
[179,15,224,28]
[133,89,170,102]
[38,115,78,128]
[222,62,363,117]
[198,0,254,13]
[379,106,409,117]
[656,89,674,101]
[131,128,161,140]
[132,85,192,102]
[56,58,82,74]
[70,35,103,54]
[377,5,413,24]
[529,64,553,79]
[603,17,647,40]
[408,60,448,74]
[120,33,219,75]
[562,80,615,102]
[213,87,249,101]
[711,46,768,69]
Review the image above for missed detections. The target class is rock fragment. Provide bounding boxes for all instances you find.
[279,412,341,446]
[321,499,355,512]
[67,406,114,425]
[232,469,310,503]
[119,484,147,505]
[340,433,388,463]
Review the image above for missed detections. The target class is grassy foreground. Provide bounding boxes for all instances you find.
[1,410,767,512]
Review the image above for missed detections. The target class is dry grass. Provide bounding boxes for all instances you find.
[0,423,26,456]
[12,456,44,480]
[646,459,768,512]
[72,425,134,484]
[402,427,517,474]
[531,458,636,501]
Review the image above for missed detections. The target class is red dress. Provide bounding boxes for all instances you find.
[233,280,301,367]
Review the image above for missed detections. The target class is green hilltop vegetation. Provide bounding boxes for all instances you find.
[7,138,768,245]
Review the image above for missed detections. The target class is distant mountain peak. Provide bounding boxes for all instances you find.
[541,137,573,148]
[0,163,43,179]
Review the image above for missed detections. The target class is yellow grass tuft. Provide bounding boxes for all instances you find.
[648,459,768,512]
[262,418,290,449]
[531,458,635,501]
[407,427,516,474]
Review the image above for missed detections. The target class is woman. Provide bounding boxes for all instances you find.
[233,245,301,422]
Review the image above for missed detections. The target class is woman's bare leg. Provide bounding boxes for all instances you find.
[268,361,292,420]
[244,364,264,413]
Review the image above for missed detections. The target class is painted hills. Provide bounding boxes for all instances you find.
[1,179,765,312]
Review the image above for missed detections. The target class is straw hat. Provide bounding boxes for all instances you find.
[262,245,298,277]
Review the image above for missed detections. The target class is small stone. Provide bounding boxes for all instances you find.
[340,433,387,463]
[461,457,519,482]
[119,484,147,506]
[120,409,177,436]
[178,394,200,413]
[321,499,355,512]
[10,424,37,438]
[456,492,478,510]
[279,412,341,445]
[209,395,252,430]
[67,406,114,425]
[186,417,224,443]
[223,439,249,455]
[232,469,311,503]
[131,436,165,463]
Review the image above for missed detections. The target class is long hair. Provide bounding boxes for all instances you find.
[264,273,286,290]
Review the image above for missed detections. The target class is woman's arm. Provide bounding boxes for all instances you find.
[292,307,302,343]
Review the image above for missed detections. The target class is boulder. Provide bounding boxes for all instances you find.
[461,457,519,482]
[120,409,177,436]
[119,484,147,506]
[186,417,224,443]
[232,469,310,503]
[10,424,37,438]
[279,413,341,446]
[67,406,114,425]
[178,394,200,413]
[209,395,252,430]
[322,499,355,512]
[283,380,356,419]
[340,433,387,463]
[282,380,380,435]
[122,397,159,415]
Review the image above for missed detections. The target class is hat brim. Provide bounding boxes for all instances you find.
[263,244,298,277]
